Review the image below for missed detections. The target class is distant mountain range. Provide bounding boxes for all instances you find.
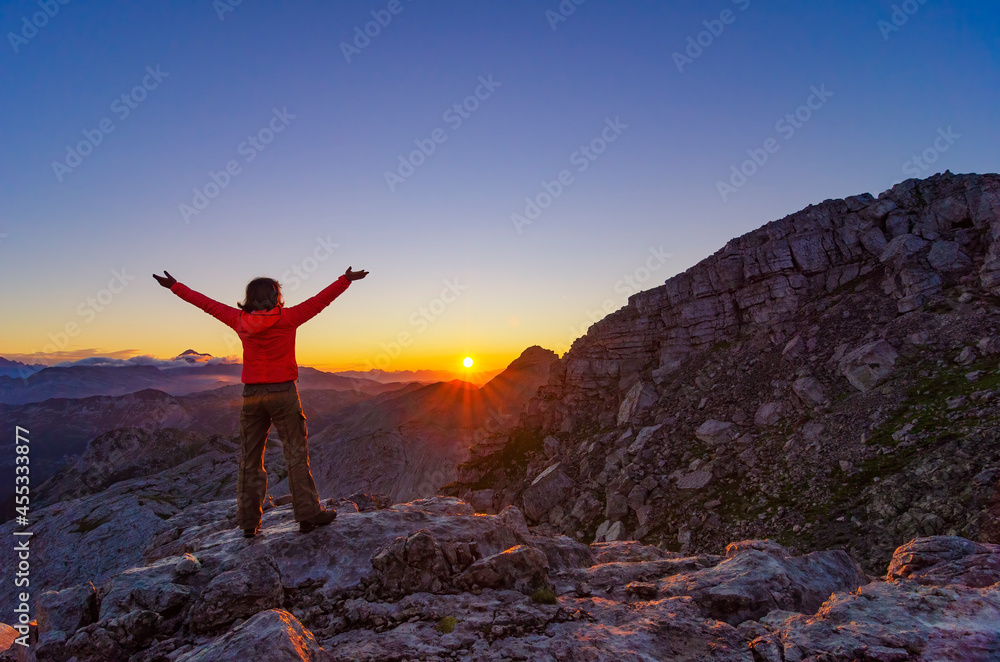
[0,353,405,405]
[0,345,559,519]
[333,367,504,385]
[298,347,559,502]
[0,349,505,404]
[0,356,46,378]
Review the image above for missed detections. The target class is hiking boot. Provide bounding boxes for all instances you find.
[243,525,259,538]
[299,508,337,533]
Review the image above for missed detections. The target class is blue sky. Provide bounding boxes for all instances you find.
[1,0,997,372]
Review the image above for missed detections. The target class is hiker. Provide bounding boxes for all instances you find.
[152,267,368,537]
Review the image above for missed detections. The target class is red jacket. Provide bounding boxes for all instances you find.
[170,276,351,384]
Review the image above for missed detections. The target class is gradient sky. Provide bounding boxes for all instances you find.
[2,0,998,374]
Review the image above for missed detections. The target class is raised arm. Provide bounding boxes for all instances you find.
[153,271,241,329]
[283,266,367,327]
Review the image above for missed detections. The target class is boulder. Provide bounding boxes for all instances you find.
[497,505,530,537]
[0,623,18,652]
[753,402,784,426]
[695,420,736,446]
[36,583,97,639]
[605,493,629,521]
[177,609,326,662]
[886,535,1000,587]
[98,556,194,621]
[660,543,867,625]
[978,337,1000,355]
[839,340,899,392]
[189,556,284,633]
[525,534,595,571]
[782,334,806,360]
[345,492,393,512]
[603,520,626,542]
[107,608,162,651]
[628,424,663,454]
[618,381,658,425]
[626,484,648,512]
[64,625,128,661]
[892,268,943,312]
[775,575,1000,661]
[677,471,713,490]
[454,545,550,594]
[955,346,977,365]
[469,489,495,512]
[879,233,928,263]
[369,529,469,599]
[927,240,972,272]
[569,491,603,523]
[522,464,574,523]
[792,376,828,406]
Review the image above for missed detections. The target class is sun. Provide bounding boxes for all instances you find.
[462,357,474,368]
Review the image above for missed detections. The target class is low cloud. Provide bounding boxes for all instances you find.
[2,348,239,369]
[53,354,239,369]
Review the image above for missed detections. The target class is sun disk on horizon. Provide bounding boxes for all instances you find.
[463,357,473,368]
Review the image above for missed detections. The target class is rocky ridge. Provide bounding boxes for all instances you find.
[447,172,1000,573]
[4,492,999,661]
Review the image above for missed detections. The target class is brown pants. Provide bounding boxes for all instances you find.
[236,380,322,528]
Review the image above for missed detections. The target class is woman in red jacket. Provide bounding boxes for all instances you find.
[153,267,368,538]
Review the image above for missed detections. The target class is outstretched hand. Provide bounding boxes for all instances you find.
[344,266,368,282]
[152,271,177,288]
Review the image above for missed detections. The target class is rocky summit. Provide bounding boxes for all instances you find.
[449,171,1000,574]
[4,173,1000,661]
[3,493,999,661]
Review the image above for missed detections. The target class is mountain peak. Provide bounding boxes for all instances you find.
[451,172,1000,576]
[515,345,558,363]
[176,349,213,359]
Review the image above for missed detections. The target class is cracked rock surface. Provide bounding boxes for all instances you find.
[3,495,998,661]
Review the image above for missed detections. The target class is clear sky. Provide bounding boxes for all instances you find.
[2,0,997,373]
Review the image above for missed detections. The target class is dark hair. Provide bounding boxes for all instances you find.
[237,277,284,312]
